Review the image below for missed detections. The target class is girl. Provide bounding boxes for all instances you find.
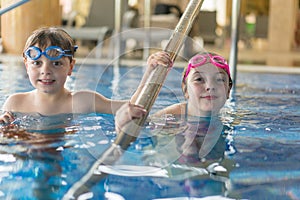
[114,52,235,186]
[115,51,232,132]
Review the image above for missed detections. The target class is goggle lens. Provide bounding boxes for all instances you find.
[26,48,40,60]
[47,48,63,59]
[190,56,206,66]
[211,56,227,66]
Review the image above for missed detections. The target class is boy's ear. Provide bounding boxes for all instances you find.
[23,58,29,70]
[68,59,76,75]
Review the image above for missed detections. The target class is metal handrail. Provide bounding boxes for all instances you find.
[229,0,241,99]
[0,0,30,16]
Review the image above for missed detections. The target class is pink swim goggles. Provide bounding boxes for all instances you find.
[183,53,231,81]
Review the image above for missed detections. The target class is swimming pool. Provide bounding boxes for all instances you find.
[0,61,299,199]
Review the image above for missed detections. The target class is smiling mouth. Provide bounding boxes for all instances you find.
[39,79,55,84]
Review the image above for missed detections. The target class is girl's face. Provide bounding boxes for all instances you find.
[184,63,231,116]
[24,46,75,94]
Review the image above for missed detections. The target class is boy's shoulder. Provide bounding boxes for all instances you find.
[2,92,32,111]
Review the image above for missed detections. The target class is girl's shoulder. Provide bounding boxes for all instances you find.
[72,90,105,98]
[154,102,186,117]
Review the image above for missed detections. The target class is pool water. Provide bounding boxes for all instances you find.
[0,62,299,200]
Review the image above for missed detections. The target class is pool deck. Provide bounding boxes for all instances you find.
[1,51,300,75]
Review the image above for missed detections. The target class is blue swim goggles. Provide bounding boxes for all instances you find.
[24,45,78,61]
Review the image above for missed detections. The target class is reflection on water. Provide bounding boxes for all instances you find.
[0,113,116,199]
[0,113,77,199]
[86,115,236,200]
[1,110,236,199]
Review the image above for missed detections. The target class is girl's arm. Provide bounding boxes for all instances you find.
[130,51,172,104]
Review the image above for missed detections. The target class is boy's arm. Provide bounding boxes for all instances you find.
[114,102,147,134]
[0,95,17,124]
[0,111,14,124]
[114,51,172,134]
[73,90,127,114]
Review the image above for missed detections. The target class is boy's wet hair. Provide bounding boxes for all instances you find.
[23,27,76,61]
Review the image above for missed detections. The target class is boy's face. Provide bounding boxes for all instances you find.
[184,63,231,116]
[24,45,75,94]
